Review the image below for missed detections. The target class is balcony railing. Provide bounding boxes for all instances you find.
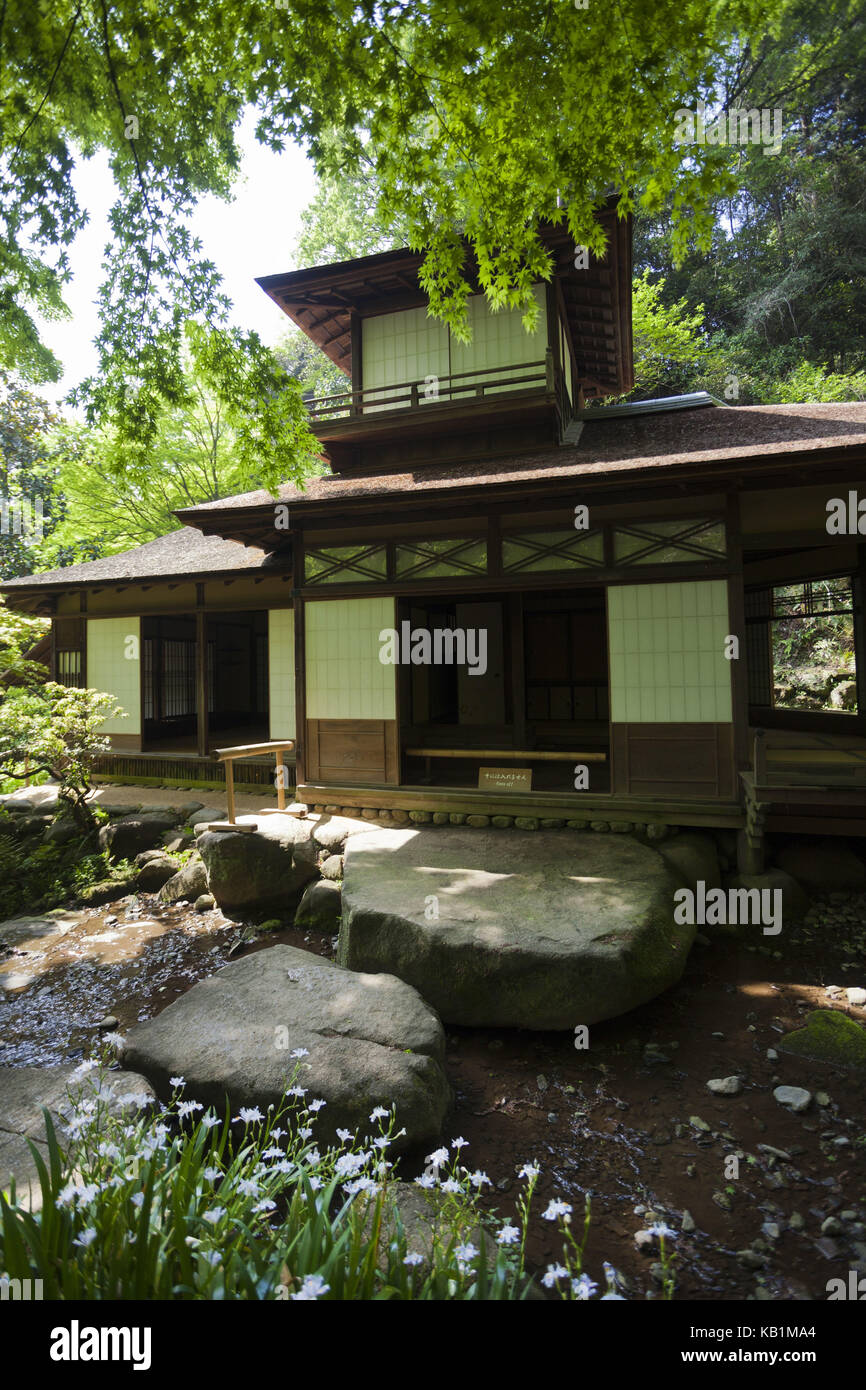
[306,349,559,423]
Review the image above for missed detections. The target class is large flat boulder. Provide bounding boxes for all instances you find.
[340,827,693,1029]
[122,945,450,1151]
[0,1065,156,1209]
[197,815,318,916]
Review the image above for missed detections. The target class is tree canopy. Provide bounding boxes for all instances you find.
[3,0,802,483]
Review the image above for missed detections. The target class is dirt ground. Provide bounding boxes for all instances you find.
[1,870,864,1302]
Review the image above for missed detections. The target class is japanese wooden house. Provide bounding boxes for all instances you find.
[5,208,866,869]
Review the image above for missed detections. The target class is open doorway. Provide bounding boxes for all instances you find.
[205,611,269,748]
[142,610,269,753]
[399,587,609,791]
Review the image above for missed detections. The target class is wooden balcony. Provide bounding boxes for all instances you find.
[305,349,573,471]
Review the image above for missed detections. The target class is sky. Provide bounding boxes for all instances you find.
[39,110,319,407]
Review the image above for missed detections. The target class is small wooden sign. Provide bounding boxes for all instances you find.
[478,766,532,792]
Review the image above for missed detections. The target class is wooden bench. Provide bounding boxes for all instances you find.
[210,740,296,829]
[404,746,607,783]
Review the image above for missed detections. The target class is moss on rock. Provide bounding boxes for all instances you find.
[778,1009,866,1072]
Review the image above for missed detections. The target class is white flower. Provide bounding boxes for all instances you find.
[234,1107,263,1124]
[308,1098,326,1112]
[344,1176,377,1195]
[201,1114,220,1130]
[307,1175,323,1191]
[497,1224,520,1245]
[543,1263,569,1287]
[440,1178,462,1194]
[648,1222,677,1240]
[287,1086,307,1098]
[72,1059,100,1077]
[202,1166,220,1182]
[262,1147,284,1160]
[403,1251,424,1266]
[298,1127,313,1140]
[178,1100,204,1119]
[237,1178,260,1197]
[414,1174,437,1189]
[131,1192,144,1209]
[290,1048,309,1059]
[601,1291,626,1300]
[335,1152,366,1178]
[304,1149,321,1166]
[455,1243,478,1268]
[202,1207,226,1224]
[336,1128,354,1143]
[291,1274,330,1301]
[73,1227,97,1248]
[102,1032,126,1048]
[427,1147,449,1168]
[519,1162,540,1181]
[572,1274,598,1300]
[169,1076,185,1088]
[369,1106,389,1121]
[271,1128,286,1141]
[451,1136,468,1149]
[372,1137,390,1150]
[468,1169,491,1189]
[542,1198,572,1222]
[254,1199,277,1213]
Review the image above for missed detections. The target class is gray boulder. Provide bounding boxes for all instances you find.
[295,879,342,932]
[0,1065,156,1209]
[122,945,450,1151]
[197,815,318,915]
[721,869,809,935]
[340,827,694,1029]
[137,856,182,892]
[189,808,222,829]
[321,854,344,881]
[158,858,209,904]
[658,832,722,891]
[774,839,866,893]
[43,820,78,845]
[99,814,177,862]
[312,814,370,854]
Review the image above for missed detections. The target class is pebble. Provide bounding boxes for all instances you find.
[536,1074,549,1091]
[821,1217,842,1236]
[713,1191,733,1211]
[846,987,866,1006]
[681,1209,696,1233]
[773,1085,811,1113]
[707,1076,742,1096]
[94,1014,119,1030]
[738,1250,766,1269]
[689,1115,711,1131]
[788,1213,805,1231]
[634,1230,655,1252]
[816,1091,831,1107]
[761,1222,781,1240]
[711,1031,725,1039]
[766,1048,778,1061]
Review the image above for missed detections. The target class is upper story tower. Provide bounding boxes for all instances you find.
[257,202,633,476]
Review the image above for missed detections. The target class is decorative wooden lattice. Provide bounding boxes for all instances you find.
[501,529,604,574]
[395,537,488,580]
[304,544,388,585]
[612,519,726,566]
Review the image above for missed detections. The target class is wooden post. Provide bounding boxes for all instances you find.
[754,727,767,785]
[224,759,236,824]
[195,594,208,759]
[276,748,286,810]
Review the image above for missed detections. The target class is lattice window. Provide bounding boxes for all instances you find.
[501,529,604,573]
[612,519,726,565]
[55,649,82,688]
[394,537,487,579]
[304,544,388,585]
